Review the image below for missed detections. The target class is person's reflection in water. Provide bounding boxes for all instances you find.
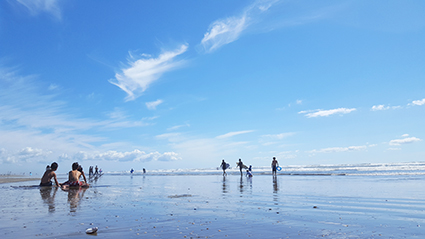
[66,187,88,213]
[273,175,279,205]
[273,175,279,193]
[40,187,58,213]
[222,176,228,195]
[239,175,244,194]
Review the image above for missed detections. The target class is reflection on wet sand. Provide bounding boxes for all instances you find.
[64,187,88,213]
[39,187,58,213]
[273,175,279,204]
[273,175,278,194]
[239,176,244,194]
[222,176,228,195]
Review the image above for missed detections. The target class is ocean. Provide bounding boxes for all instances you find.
[107,161,425,176]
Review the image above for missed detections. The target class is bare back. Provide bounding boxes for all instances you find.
[40,170,59,186]
[68,170,82,182]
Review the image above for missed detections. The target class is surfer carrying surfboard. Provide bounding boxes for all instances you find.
[271,157,279,176]
[220,159,229,176]
[237,159,245,176]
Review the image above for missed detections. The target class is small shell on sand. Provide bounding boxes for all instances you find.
[86,227,98,234]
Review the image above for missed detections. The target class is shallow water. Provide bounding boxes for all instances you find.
[1,174,424,238]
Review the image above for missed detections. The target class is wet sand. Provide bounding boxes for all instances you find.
[0,175,39,184]
[1,174,424,238]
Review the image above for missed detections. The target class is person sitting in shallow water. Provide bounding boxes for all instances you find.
[62,162,89,188]
[40,162,60,187]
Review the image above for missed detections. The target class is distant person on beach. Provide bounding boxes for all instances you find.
[62,162,89,188]
[249,165,252,172]
[89,166,93,177]
[130,168,134,174]
[94,165,99,175]
[237,159,244,176]
[40,162,60,187]
[143,168,146,174]
[220,159,228,176]
[271,157,279,176]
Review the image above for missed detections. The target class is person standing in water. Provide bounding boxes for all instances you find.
[40,162,60,187]
[271,157,279,176]
[237,159,244,176]
[94,165,99,176]
[220,159,228,176]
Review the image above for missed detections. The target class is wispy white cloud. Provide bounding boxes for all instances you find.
[309,145,367,154]
[200,0,280,53]
[167,123,190,131]
[411,98,425,106]
[201,16,247,53]
[371,104,401,111]
[389,137,421,146]
[299,108,356,118]
[73,150,180,162]
[261,132,295,140]
[146,99,163,110]
[216,130,255,139]
[109,44,188,101]
[16,0,62,20]
[0,66,161,165]
[371,104,389,111]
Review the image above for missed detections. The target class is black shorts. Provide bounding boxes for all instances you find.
[40,181,53,186]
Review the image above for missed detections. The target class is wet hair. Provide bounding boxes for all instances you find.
[51,162,58,170]
[77,165,83,172]
[72,162,79,170]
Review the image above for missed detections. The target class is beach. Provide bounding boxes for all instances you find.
[1,170,424,239]
[0,175,40,184]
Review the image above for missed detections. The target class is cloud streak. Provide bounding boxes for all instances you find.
[109,44,188,101]
[16,0,62,20]
[73,150,181,162]
[299,108,356,118]
[309,145,367,154]
[411,98,425,106]
[389,137,421,146]
[200,0,280,53]
[146,99,163,110]
[216,130,255,139]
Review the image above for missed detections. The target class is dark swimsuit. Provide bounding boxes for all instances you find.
[40,181,53,186]
[63,181,83,186]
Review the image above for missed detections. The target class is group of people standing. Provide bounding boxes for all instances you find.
[88,165,101,177]
[220,157,279,176]
[40,162,91,188]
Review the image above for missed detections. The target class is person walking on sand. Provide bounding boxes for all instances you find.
[220,159,228,176]
[237,159,244,176]
[40,162,60,187]
[271,157,279,176]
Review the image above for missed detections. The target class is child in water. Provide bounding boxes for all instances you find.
[246,170,253,177]
[62,162,89,188]
[40,162,60,187]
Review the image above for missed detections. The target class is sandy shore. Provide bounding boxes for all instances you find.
[0,175,39,184]
[1,174,424,238]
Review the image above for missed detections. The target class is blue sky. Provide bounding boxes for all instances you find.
[1,0,424,174]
